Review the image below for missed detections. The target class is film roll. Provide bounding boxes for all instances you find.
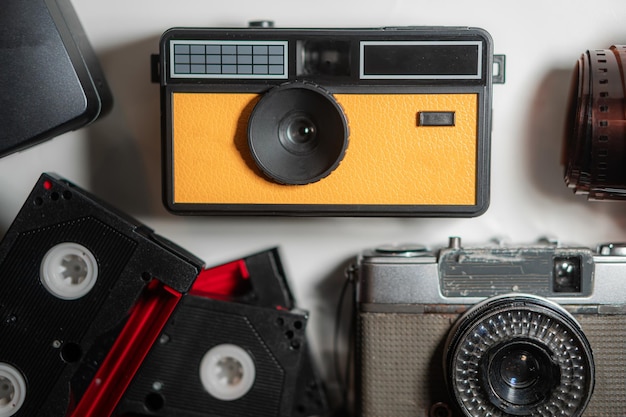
[564,45,626,199]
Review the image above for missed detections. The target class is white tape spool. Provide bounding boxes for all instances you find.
[40,242,98,300]
[0,363,26,417]
[199,344,256,401]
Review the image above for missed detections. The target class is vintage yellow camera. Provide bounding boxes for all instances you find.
[157,25,504,216]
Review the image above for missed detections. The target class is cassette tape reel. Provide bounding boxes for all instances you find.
[0,173,204,417]
[116,295,309,417]
[163,248,329,416]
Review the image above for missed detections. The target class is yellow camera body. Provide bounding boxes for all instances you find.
[158,26,501,216]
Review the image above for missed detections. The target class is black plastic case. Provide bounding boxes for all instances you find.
[0,0,112,157]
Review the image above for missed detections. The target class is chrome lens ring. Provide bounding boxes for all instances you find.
[445,294,594,417]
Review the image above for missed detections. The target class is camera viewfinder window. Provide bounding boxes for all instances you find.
[360,41,482,80]
[552,256,582,293]
[296,40,351,77]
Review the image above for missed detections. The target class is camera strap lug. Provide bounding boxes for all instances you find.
[345,263,358,283]
[493,54,506,84]
[150,54,160,84]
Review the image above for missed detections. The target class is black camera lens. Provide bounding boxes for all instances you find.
[563,45,626,200]
[248,82,349,185]
[278,112,318,155]
[445,294,594,417]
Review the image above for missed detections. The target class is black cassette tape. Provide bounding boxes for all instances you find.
[192,248,329,416]
[116,289,309,416]
[0,173,204,417]
[117,248,328,417]
[190,248,297,307]
[0,0,112,157]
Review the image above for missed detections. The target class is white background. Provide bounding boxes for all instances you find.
[1,0,625,409]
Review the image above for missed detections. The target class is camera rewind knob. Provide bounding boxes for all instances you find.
[374,244,427,256]
[448,236,462,249]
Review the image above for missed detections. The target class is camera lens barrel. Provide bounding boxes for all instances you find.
[445,294,594,417]
[563,45,626,200]
[248,82,349,185]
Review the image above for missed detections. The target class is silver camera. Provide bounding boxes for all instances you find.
[354,237,626,417]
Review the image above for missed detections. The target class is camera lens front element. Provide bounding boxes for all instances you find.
[484,341,561,414]
[445,294,594,417]
[248,82,349,185]
[278,112,318,156]
[498,348,542,389]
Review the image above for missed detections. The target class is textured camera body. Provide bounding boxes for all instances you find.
[158,26,501,216]
[355,238,626,417]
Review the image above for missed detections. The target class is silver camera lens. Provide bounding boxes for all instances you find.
[445,294,594,417]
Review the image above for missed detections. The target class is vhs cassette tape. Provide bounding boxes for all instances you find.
[157,25,504,216]
[190,248,295,307]
[116,283,309,417]
[189,248,329,416]
[0,173,204,417]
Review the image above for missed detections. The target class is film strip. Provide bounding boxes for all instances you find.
[564,45,626,199]
[589,46,626,198]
